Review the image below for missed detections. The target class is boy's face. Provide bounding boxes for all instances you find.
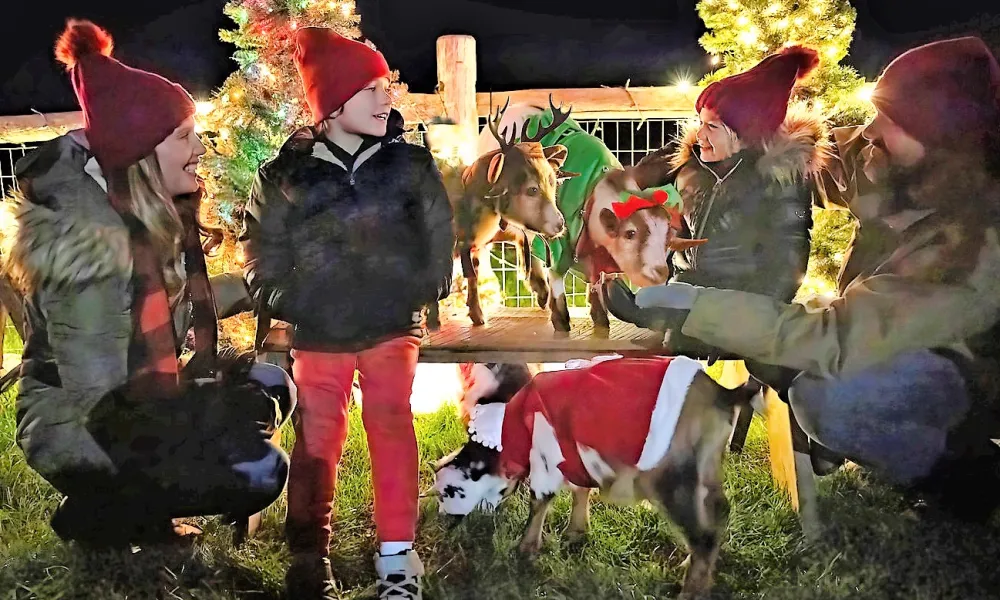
[336,77,392,137]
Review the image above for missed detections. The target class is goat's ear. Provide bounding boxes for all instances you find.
[543,144,568,169]
[667,237,708,252]
[487,153,505,184]
[599,208,620,237]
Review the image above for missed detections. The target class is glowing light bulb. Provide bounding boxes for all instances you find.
[738,28,759,45]
[710,55,720,65]
[341,2,352,15]
[195,101,215,116]
[737,15,750,26]
[856,82,875,102]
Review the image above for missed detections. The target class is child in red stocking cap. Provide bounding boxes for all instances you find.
[240,27,453,600]
[4,19,294,548]
[607,45,826,387]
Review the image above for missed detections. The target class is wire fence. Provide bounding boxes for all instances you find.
[1,115,685,308]
[0,144,37,198]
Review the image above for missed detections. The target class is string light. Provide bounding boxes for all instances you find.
[341,2,352,16]
[710,55,720,65]
[856,82,876,102]
[738,27,759,46]
[774,18,789,29]
[196,101,215,116]
[737,15,750,26]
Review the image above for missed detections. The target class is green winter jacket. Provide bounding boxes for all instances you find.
[520,110,622,276]
[1,134,250,488]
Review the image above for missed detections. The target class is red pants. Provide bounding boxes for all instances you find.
[286,335,420,555]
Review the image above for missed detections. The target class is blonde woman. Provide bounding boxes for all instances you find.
[2,19,293,547]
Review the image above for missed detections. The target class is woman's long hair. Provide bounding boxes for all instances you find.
[122,155,186,298]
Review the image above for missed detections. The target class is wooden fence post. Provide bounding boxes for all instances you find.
[436,35,478,146]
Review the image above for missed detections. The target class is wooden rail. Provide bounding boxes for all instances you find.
[0,89,698,145]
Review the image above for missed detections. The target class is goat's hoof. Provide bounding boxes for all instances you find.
[519,538,543,556]
[564,528,588,544]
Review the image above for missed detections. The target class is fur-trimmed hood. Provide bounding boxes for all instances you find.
[0,135,132,294]
[670,106,832,186]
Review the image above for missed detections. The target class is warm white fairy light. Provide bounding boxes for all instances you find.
[856,81,875,102]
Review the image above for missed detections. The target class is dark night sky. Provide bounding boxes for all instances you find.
[1,0,998,116]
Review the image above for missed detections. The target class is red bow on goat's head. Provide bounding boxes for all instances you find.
[612,184,684,230]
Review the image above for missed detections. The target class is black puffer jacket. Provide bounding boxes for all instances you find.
[240,110,454,352]
[637,108,829,303]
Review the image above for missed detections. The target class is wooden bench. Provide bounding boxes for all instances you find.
[257,306,820,535]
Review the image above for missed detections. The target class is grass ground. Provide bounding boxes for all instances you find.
[2,330,1000,599]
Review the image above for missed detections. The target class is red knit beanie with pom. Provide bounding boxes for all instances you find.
[55,19,195,173]
[696,45,820,145]
[294,27,391,125]
[871,36,1000,150]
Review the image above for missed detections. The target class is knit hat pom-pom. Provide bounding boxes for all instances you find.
[55,19,114,70]
[779,45,821,81]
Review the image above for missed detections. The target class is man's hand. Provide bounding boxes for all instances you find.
[634,281,701,311]
[601,279,689,332]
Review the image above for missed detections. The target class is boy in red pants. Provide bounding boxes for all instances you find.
[240,27,454,600]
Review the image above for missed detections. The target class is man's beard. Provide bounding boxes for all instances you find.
[864,144,925,214]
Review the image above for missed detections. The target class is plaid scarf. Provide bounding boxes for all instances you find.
[108,174,218,399]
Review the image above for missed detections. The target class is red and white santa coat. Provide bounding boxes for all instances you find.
[470,355,704,497]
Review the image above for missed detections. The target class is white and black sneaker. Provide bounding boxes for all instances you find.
[374,550,424,600]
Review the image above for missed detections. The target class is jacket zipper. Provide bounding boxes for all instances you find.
[689,153,744,269]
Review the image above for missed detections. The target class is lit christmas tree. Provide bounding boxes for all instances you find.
[696,0,871,297]
[194,0,415,347]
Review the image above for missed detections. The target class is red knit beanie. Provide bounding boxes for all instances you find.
[696,45,820,145]
[871,36,1000,150]
[294,27,391,125]
[55,19,195,173]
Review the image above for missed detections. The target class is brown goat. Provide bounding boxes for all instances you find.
[426,98,577,328]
